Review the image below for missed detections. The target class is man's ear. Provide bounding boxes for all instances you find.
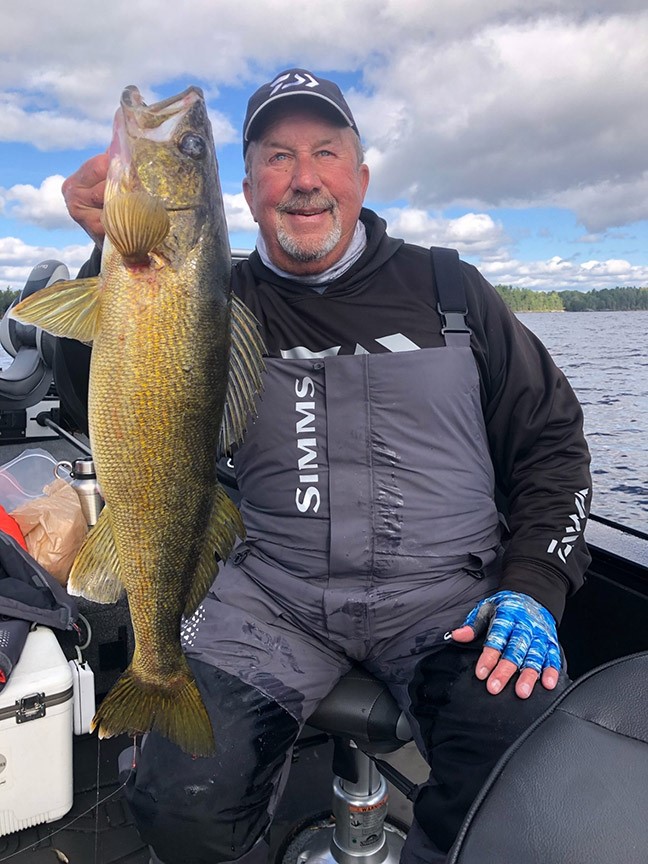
[242,176,258,223]
[359,162,370,200]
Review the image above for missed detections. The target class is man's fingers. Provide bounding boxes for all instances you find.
[514,667,540,699]
[483,657,518,694]
[450,625,477,643]
[541,666,560,691]
[482,662,558,698]
[63,152,110,194]
[475,646,502,680]
[62,154,110,245]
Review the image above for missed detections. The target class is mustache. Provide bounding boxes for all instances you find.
[277,193,336,213]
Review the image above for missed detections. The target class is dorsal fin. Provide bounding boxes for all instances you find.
[218,295,266,455]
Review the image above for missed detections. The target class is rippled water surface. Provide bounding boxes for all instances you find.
[517,311,648,533]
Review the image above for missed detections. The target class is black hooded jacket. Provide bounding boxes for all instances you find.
[53,208,591,621]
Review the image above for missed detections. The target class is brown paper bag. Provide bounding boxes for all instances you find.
[11,478,88,585]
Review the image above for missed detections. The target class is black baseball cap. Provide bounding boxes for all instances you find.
[243,68,360,154]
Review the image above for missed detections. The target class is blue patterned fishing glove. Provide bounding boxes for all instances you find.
[460,590,561,673]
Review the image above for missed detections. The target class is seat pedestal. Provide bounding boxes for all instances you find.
[280,743,406,864]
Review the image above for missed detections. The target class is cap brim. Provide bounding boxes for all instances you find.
[244,91,356,144]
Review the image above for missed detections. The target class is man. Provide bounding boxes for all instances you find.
[59,69,591,864]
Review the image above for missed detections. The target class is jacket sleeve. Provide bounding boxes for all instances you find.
[51,246,101,435]
[462,262,592,623]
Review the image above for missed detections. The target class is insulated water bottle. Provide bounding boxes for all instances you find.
[55,457,104,527]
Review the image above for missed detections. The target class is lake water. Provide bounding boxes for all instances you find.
[1,311,646,532]
[517,311,648,534]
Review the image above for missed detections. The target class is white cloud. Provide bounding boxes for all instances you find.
[357,11,648,231]
[207,110,238,147]
[0,176,71,229]
[378,207,508,256]
[0,236,93,289]
[223,192,256,233]
[548,173,648,233]
[479,255,648,291]
[0,93,111,150]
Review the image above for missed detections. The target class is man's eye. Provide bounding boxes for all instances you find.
[270,153,289,163]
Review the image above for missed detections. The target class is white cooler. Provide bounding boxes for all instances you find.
[0,625,74,835]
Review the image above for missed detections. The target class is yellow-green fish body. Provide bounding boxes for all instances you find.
[13,86,264,755]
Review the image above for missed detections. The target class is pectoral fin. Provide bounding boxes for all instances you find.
[12,276,102,342]
[218,295,266,455]
[102,191,170,264]
[68,506,124,603]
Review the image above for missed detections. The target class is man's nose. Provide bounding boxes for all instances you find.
[290,156,321,192]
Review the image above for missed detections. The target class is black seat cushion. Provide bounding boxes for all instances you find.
[307,665,412,752]
[448,652,648,864]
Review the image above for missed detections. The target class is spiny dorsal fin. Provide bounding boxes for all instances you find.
[68,506,124,603]
[184,485,245,617]
[102,191,170,263]
[218,295,266,455]
[12,276,102,342]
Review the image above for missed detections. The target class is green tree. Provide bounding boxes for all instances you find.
[495,285,564,311]
[0,288,19,316]
[494,284,648,312]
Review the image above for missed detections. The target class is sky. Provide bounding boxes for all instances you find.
[0,0,647,293]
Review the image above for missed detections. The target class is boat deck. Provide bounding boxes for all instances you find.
[1,730,422,864]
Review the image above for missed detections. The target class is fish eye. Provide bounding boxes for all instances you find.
[179,132,206,159]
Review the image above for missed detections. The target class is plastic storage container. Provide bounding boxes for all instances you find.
[0,625,74,835]
[0,448,58,512]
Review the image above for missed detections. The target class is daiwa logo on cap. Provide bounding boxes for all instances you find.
[269,71,320,96]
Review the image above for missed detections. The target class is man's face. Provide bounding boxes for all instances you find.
[243,108,370,275]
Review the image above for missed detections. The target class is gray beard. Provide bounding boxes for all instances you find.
[276,218,343,263]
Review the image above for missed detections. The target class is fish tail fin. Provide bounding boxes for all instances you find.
[184,484,245,617]
[92,661,215,756]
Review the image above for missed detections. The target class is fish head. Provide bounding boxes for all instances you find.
[106,85,228,264]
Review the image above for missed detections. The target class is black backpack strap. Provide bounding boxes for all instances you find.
[430,246,471,346]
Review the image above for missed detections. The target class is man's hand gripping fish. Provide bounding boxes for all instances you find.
[12,86,265,756]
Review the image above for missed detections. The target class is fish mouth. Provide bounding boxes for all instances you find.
[120,85,204,134]
[106,84,209,204]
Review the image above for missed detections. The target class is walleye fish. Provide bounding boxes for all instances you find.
[13,85,265,756]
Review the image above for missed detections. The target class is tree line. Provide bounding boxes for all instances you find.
[495,285,648,312]
[0,288,18,316]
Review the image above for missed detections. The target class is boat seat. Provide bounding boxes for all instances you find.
[275,666,414,864]
[0,260,67,412]
[306,664,413,753]
[448,651,648,864]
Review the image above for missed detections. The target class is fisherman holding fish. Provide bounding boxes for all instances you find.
[45,69,591,864]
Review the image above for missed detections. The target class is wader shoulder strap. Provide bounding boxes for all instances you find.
[430,246,471,346]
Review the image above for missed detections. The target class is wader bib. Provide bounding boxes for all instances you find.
[182,326,503,720]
